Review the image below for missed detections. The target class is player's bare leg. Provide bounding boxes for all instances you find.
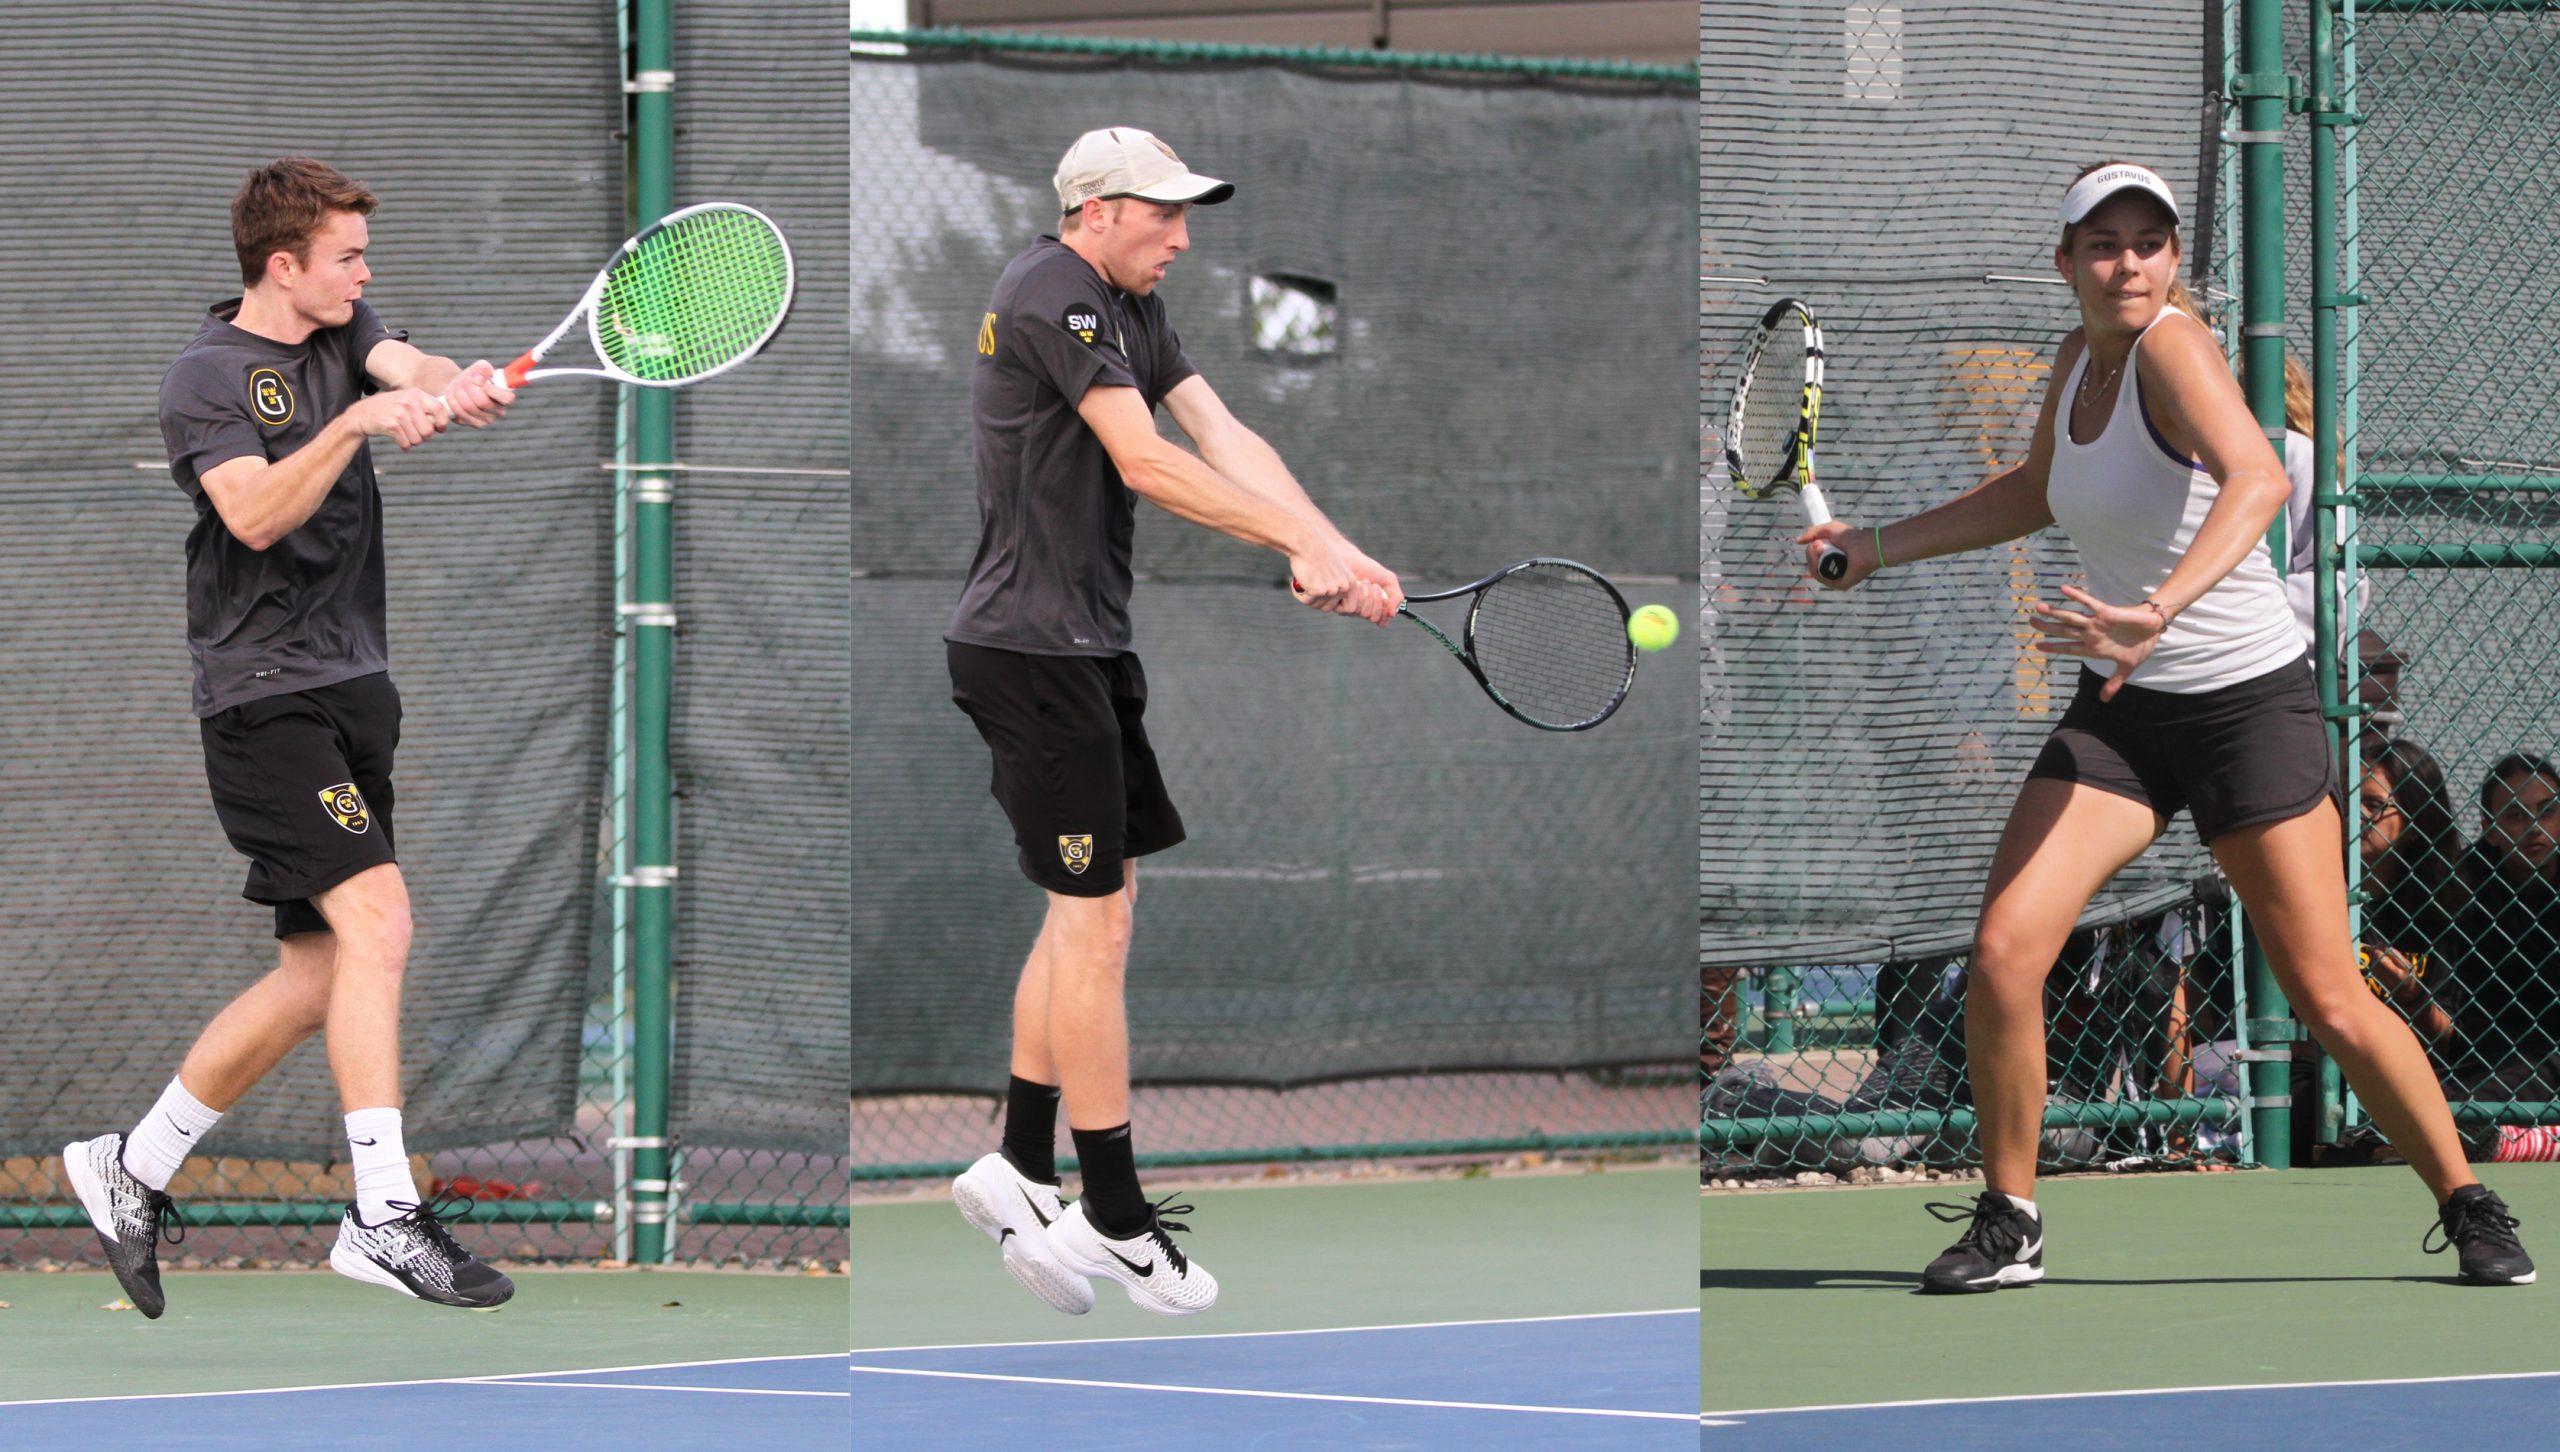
[1921,780,2158,1293]
[1967,780,2163,1198]
[1046,874,1135,1134]
[176,933,337,1109]
[2216,802,2472,1195]
[2216,799,2532,1284]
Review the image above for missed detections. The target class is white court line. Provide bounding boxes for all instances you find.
[0,1352,848,1409]
[851,1365,1694,1421]
[461,1380,849,1399]
[851,1306,1697,1356]
[1716,1368,2560,1418]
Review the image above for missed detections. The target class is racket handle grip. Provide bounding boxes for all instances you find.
[1816,546,1849,581]
[432,356,533,417]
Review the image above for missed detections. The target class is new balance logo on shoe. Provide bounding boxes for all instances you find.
[112,1188,145,1224]
[1106,1247,1155,1278]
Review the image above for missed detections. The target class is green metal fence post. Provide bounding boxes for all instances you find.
[626,0,679,1266]
[2237,0,2297,1164]
[2309,0,2355,1150]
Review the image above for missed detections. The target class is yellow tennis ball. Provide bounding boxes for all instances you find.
[1627,604,1679,653]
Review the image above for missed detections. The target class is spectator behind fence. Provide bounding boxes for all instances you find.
[2357,735,2460,1050]
[2446,754,2560,1131]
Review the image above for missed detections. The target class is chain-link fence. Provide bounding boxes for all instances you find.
[2325,0,2560,1159]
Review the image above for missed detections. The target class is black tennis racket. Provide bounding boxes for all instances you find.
[1726,297,1847,582]
[1304,558,1635,731]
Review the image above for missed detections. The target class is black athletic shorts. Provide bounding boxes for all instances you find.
[198,672,401,938]
[947,641,1185,897]
[2028,655,2346,844]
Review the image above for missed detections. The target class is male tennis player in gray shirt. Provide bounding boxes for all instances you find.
[946,128,1401,1316]
[63,158,516,1317]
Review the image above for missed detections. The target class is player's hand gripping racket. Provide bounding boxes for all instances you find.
[442,202,793,411]
[1725,297,1846,582]
[1301,559,1636,731]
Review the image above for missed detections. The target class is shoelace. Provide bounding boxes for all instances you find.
[382,1186,482,1260]
[143,1189,187,1250]
[1924,1193,2026,1259]
[1142,1197,1196,1275]
[2425,1192,2524,1256]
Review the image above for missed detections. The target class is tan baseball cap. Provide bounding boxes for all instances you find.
[1054,128,1234,213]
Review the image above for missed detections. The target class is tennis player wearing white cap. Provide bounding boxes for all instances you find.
[1801,160,2535,1291]
[943,127,1401,1317]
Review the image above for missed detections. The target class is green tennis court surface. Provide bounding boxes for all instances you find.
[0,1270,844,1404]
[859,1166,1692,1347]
[1704,1168,2560,1413]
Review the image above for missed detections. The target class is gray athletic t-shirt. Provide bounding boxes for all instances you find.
[947,237,1196,657]
[159,298,396,717]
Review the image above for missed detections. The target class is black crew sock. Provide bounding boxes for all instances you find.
[1070,1122,1149,1237]
[1000,1076,1062,1184]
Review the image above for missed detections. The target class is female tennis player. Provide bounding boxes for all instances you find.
[1800,161,2535,1290]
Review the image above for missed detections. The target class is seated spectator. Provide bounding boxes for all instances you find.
[2445,753,2560,1104]
[2356,735,2461,1049]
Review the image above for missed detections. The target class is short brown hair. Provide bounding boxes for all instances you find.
[232,158,376,285]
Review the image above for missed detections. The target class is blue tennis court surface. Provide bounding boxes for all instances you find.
[1707,1371,2560,1450]
[0,1353,848,1450]
[853,1308,1699,1450]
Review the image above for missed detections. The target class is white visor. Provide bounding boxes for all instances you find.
[2058,164,2181,227]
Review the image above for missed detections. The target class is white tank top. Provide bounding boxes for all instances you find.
[2045,313,2303,693]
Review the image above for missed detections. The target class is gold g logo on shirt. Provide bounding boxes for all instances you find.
[319,783,370,834]
[1057,834,1093,874]
[248,368,295,427]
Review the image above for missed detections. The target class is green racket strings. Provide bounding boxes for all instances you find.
[595,207,791,383]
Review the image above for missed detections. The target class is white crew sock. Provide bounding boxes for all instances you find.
[2002,1193,2040,1220]
[346,1107,422,1225]
[123,1077,224,1192]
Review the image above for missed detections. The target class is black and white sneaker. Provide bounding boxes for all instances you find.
[951,1151,1093,1315]
[1049,1196,1218,1315]
[330,1189,515,1309]
[2428,1184,2537,1286]
[60,1133,184,1320]
[1920,1191,2044,1294]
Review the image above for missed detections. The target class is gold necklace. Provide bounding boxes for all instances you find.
[2077,347,2128,408]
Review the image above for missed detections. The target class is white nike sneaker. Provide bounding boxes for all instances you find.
[1049,1197,1218,1316]
[951,1152,1093,1314]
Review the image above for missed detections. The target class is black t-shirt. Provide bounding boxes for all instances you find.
[947,237,1197,657]
[158,298,396,717]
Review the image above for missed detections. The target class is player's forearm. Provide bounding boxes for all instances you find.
[2147,465,2288,616]
[1880,466,2055,566]
[211,416,369,550]
[400,353,465,394]
[1123,442,1318,557]
[1195,425,1335,536]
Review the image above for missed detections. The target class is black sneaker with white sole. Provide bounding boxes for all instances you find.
[1920,1190,2044,1294]
[61,1133,185,1320]
[2428,1184,2537,1286]
[330,1189,515,1309]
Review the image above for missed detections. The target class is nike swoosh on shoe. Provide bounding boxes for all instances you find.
[1107,1248,1155,1278]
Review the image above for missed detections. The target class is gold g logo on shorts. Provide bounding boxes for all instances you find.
[248,368,295,426]
[1057,834,1093,875]
[319,783,370,834]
